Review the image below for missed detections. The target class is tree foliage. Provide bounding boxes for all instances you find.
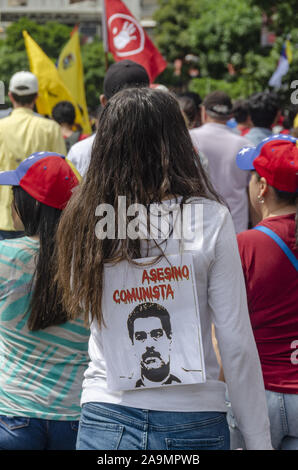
[1,4,298,108]
[5,17,72,56]
[153,0,197,62]
[250,1,298,35]
[0,18,108,110]
[154,0,298,103]
[187,0,263,79]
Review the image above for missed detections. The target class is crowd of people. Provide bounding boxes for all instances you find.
[0,59,297,451]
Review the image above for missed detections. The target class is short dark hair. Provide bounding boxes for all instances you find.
[248,92,280,128]
[11,92,37,105]
[52,101,76,126]
[127,303,172,343]
[232,99,250,124]
[203,91,233,121]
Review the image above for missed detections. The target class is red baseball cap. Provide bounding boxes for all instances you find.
[236,134,298,193]
[0,151,81,209]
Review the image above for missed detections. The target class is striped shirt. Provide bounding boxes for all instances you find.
[0,237,90,421]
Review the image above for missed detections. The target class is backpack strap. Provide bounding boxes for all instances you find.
[254,226,298,271]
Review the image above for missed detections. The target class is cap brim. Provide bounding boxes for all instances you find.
[0,170,20,186]
[236,146,256,170]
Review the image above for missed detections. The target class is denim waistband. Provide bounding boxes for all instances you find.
[82,401,226,432]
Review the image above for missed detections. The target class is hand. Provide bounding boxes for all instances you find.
[113,21,137,50]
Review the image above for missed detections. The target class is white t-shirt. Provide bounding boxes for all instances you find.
[190,123,251,233]
[81,197,272,450]
[67,134,95,176]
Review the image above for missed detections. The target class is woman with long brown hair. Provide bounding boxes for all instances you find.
[56,87,272,450]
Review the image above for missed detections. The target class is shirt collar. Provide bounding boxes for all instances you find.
[249,127,272,135]
[11,107,34,115]
[202,122,228,130]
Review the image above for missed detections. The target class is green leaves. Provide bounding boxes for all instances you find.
[0,18,108,110]
[153,0,298,102]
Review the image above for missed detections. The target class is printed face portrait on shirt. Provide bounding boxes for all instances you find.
[127,303,174,386]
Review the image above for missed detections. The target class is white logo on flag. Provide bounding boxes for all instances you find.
[108,14,145,57]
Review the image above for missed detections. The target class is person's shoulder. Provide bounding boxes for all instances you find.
[0,237,38,266]
[67,133,95,157]
[237,227,260,242]
[237,226,267,252]
[189,125,203,136]
[0,113,13,127]
[226,129,252,147]
[187,197,228,214]
[189,124,209,138]
[32,114,61,130]
[186,197,230,232]
[258,215,297,251]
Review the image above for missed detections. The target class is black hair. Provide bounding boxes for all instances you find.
[283,104,298,130]
[177,95,198,128]
[203,91,233,122]
[254,172,298,246]
[248,92,280,128]
[12,186,68,330]
[180,91,202,108]
[52,101,76,126]
[232,99,250,124]
[127,303,172,343]
[11,92,37,105]
[274,188,298,247]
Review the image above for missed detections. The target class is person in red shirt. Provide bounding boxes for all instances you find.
[233,135,298,449]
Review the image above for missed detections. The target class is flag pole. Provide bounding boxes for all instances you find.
[102,0,109,71]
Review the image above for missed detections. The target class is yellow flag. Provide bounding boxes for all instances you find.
[286,39,293,64]
[58,29,91,134]
[23,30,84,129]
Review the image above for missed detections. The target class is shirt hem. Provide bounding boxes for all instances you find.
[0,409,81,421]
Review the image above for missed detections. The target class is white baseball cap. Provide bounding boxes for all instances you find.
[9,71,38,96]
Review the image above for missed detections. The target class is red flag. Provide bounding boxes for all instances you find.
[103,0,167,82]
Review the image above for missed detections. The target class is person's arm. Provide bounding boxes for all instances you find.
[208,208,272,450]
[211,324,225,381]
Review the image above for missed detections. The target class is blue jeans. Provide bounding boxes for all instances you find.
[77,402,230,450]
[265,390,298,450]
[0,230,24,240]
[0,415,79,450]
[228,390,298,450]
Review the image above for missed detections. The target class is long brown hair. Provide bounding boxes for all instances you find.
[55,87,222,327]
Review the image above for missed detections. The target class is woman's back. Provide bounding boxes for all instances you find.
[237,214,298,393]
[0,236,89,420]
[81,197,271,450]
[56,87,272,450]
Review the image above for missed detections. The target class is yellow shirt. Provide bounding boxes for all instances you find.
[0,107,66,231]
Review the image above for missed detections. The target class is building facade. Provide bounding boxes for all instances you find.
[0,0,158,26]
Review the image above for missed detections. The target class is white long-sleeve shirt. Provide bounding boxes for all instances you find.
[81,197,272,450]
[190,123,251,233]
